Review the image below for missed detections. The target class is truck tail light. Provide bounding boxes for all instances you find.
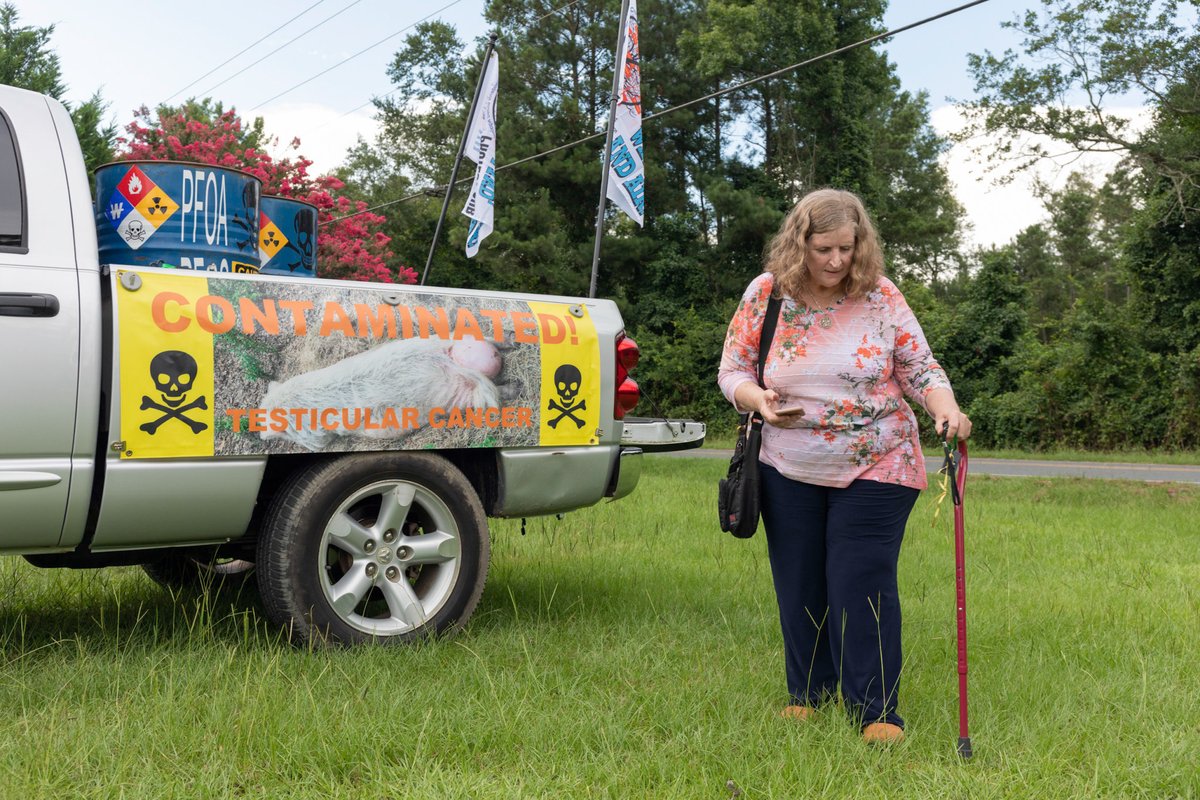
[614,332,640,420]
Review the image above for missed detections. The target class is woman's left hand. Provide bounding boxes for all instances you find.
[934,409,972,442]
[925,388,972,441]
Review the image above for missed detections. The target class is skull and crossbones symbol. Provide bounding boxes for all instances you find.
[547,364,586,429]
[284,209,316,272]
[232,183,260,252]
[140,350,209,435]
[125,220,147,243]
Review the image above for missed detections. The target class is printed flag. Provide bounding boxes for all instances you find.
[605,0,644,227]
[462,51,499,257]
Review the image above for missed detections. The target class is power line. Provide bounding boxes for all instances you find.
[161,0,331,105]
[193,0,370,100]
[247,0,471,112]
[528,0,590,27]
[642,0,991,123]
[325,0,992,226]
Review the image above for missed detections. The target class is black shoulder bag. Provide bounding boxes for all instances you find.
[718,294,782,538]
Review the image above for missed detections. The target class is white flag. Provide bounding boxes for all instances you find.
[462,51,499,257]
[605,0,644,226]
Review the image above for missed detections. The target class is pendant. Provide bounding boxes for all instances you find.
[819,315,833,329]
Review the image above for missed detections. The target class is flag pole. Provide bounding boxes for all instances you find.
[588,0,632,299]
[423,32,499,286]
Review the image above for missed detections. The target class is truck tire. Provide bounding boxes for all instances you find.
[141,552,255,592]
[256,452,490,646]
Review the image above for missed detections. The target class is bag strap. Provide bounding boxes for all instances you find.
[756,294,782,389]
[743,293,782,432]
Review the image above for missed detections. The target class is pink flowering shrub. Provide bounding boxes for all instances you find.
[119,104,417,284]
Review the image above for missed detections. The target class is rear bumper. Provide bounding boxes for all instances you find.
[608,446,642,501]
[620,417,706,452]
[493,444,642,518]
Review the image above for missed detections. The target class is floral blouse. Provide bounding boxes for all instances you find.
[717,273,953,490]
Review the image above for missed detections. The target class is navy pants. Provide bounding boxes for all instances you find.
[760,464,919,729]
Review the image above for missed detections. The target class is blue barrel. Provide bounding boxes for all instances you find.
[258,195,319,277]
[95,160,262,273]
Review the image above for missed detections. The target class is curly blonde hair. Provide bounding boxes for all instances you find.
[764,188,884,301]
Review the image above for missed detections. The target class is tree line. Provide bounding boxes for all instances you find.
[938,0,1200,450]
[4,0,1197,450]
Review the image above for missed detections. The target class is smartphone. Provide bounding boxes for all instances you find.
[773,399,806,416]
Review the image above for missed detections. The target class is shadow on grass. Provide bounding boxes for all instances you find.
[2,540,716,658]
[0,561,623,658]
[0,566,282,661]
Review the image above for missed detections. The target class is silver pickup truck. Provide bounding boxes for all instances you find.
[0,84,704,645]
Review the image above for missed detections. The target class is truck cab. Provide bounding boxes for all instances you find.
[0,84,102,553]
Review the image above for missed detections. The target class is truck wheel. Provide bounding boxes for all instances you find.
[256,452,490,646]
[141,552,255,592]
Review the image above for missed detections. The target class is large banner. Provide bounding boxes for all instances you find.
[114,270,601,459]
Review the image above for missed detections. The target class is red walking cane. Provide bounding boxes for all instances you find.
[942,431,973,759]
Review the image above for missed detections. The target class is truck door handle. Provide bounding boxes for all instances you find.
[0,293,60,317]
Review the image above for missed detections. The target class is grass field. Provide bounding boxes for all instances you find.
[1,458,1197,798]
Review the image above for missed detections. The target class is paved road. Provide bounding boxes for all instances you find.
[661,449,1200,484]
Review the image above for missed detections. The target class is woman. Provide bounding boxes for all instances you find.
[717,188,971,744]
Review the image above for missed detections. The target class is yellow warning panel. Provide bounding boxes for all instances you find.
[529,301,600,446]
[135,189,179,230]
[116,270,216,459]
[259,215,288,262]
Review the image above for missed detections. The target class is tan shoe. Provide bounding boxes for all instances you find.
[862,722,905,744]
[780,705,816,720]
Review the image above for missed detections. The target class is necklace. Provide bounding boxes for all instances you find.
[800,289,842,310]
[798,287,841,329]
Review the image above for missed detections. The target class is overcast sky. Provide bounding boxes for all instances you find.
[21,0,1144,248]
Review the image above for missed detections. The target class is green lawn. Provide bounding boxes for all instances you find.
[1,459,1197,798]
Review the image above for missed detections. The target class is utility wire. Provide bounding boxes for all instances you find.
[642,0,990,122]
[194,0,370,100]
[527,0,590,27]
[248,0,470,112]
[326,0,991,226]
[161,0,331,105]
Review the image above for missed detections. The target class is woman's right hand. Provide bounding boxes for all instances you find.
[758,389,807,428]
